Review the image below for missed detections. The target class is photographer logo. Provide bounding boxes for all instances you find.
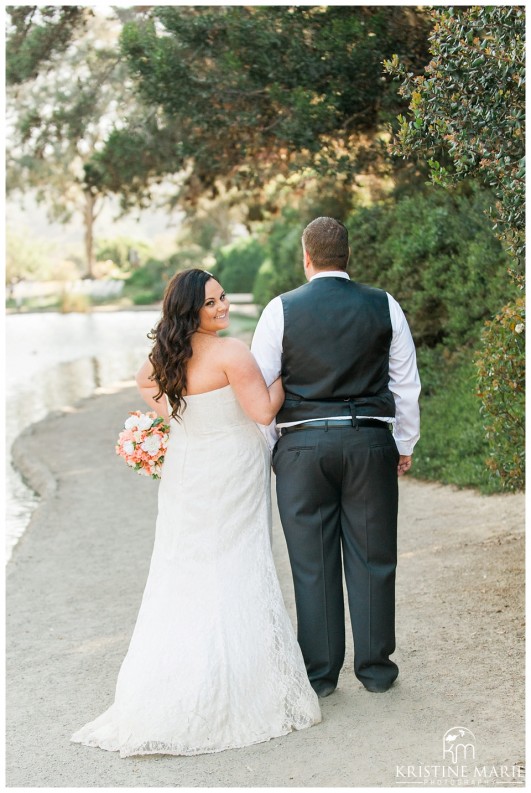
[443,727,476,764]
[395,726,524,785]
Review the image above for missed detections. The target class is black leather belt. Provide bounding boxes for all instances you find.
[280,419,390,435]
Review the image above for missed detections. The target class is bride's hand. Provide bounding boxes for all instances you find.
[268,377,285,412]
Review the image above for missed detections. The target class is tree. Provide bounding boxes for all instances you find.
[6,7,139,276]
[87,6,432,210]
[384,6,525,490]
[6,5,88,85]
[476,298,525,491]
[384,6,525,277]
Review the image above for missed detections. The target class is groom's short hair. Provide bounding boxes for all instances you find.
[302,217,349,270]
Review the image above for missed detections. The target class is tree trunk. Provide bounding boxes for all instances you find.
[83,189,96,278]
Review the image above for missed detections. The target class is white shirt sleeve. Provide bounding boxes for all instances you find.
[250,296,284,449]
[387,293,421,456]
[250,296,284,385]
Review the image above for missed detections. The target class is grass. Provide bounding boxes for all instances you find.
[412,350,502,494]
[6,295,62,312]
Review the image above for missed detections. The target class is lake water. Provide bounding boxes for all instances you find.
[6,309,161,563]
[5,307,258,564]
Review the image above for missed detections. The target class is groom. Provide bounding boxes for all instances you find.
[251,216,420,697]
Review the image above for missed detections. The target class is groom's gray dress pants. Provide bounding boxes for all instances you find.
[273,423,399,690]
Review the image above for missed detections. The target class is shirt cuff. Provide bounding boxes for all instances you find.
[395,440,415,456]
[257,420,279,451]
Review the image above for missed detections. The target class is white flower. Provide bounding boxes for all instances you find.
[515,323,524,334]
[137,413,155,430]
[122,440,135,455]
[124,413,154,431]
[141,434,162,455]
[133,430,144,443]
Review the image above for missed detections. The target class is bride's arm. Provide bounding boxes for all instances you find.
[135,359,170,422]
[221,338,284,424]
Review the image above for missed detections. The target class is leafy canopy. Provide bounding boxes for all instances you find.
[6,6,89,86]
[87,6,431,207]
[384,6,525,276]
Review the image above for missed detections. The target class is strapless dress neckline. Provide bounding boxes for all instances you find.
[184,384,232,398]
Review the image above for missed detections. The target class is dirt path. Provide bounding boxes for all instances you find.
[6,386,525,787]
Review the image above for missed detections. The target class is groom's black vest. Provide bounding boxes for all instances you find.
[276,277,396,424]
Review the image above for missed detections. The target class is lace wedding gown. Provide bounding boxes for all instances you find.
[71,385,321,757]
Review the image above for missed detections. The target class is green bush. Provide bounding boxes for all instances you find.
[412,350,497,492]
[346,185,513,350]
[250,210,306,304]
[214,238,267,293]
[132,291,159,305]
[124,257,173,303]
[253,258,276,309]
[476,298,525,491]
[123,249,213,304]
[255,186,513,351]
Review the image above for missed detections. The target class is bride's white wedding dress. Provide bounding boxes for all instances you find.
[71,385,321,757]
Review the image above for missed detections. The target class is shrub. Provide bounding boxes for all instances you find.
[124,258,172,303]
[59,291,91,313]
[132,292,160,306]
[253,258,276,309]
[255,185,513,345]
[412,350,496,492]
[251,211,306,304]
[214,238,267,293]
[346,185,513,350]
[476,298,525,491]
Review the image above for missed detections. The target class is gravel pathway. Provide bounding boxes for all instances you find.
[6,386,525,787]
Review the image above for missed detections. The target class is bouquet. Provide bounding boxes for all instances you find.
[116,411,170,479]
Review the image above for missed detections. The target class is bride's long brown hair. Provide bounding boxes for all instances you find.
[148,268,214,420]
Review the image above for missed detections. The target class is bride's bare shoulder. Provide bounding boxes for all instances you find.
[218,336,254,370]
[217,336,251,359]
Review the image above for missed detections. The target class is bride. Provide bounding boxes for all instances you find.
[71,268,321,758]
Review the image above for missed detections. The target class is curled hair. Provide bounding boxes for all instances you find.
[147,268,213,420]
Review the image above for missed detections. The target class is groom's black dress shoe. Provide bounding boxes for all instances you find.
[362,680,395,693]
[311,680,337,698]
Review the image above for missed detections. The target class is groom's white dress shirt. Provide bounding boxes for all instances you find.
[251,271,421,456]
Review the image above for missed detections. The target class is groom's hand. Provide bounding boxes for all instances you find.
[397,455,412,476]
